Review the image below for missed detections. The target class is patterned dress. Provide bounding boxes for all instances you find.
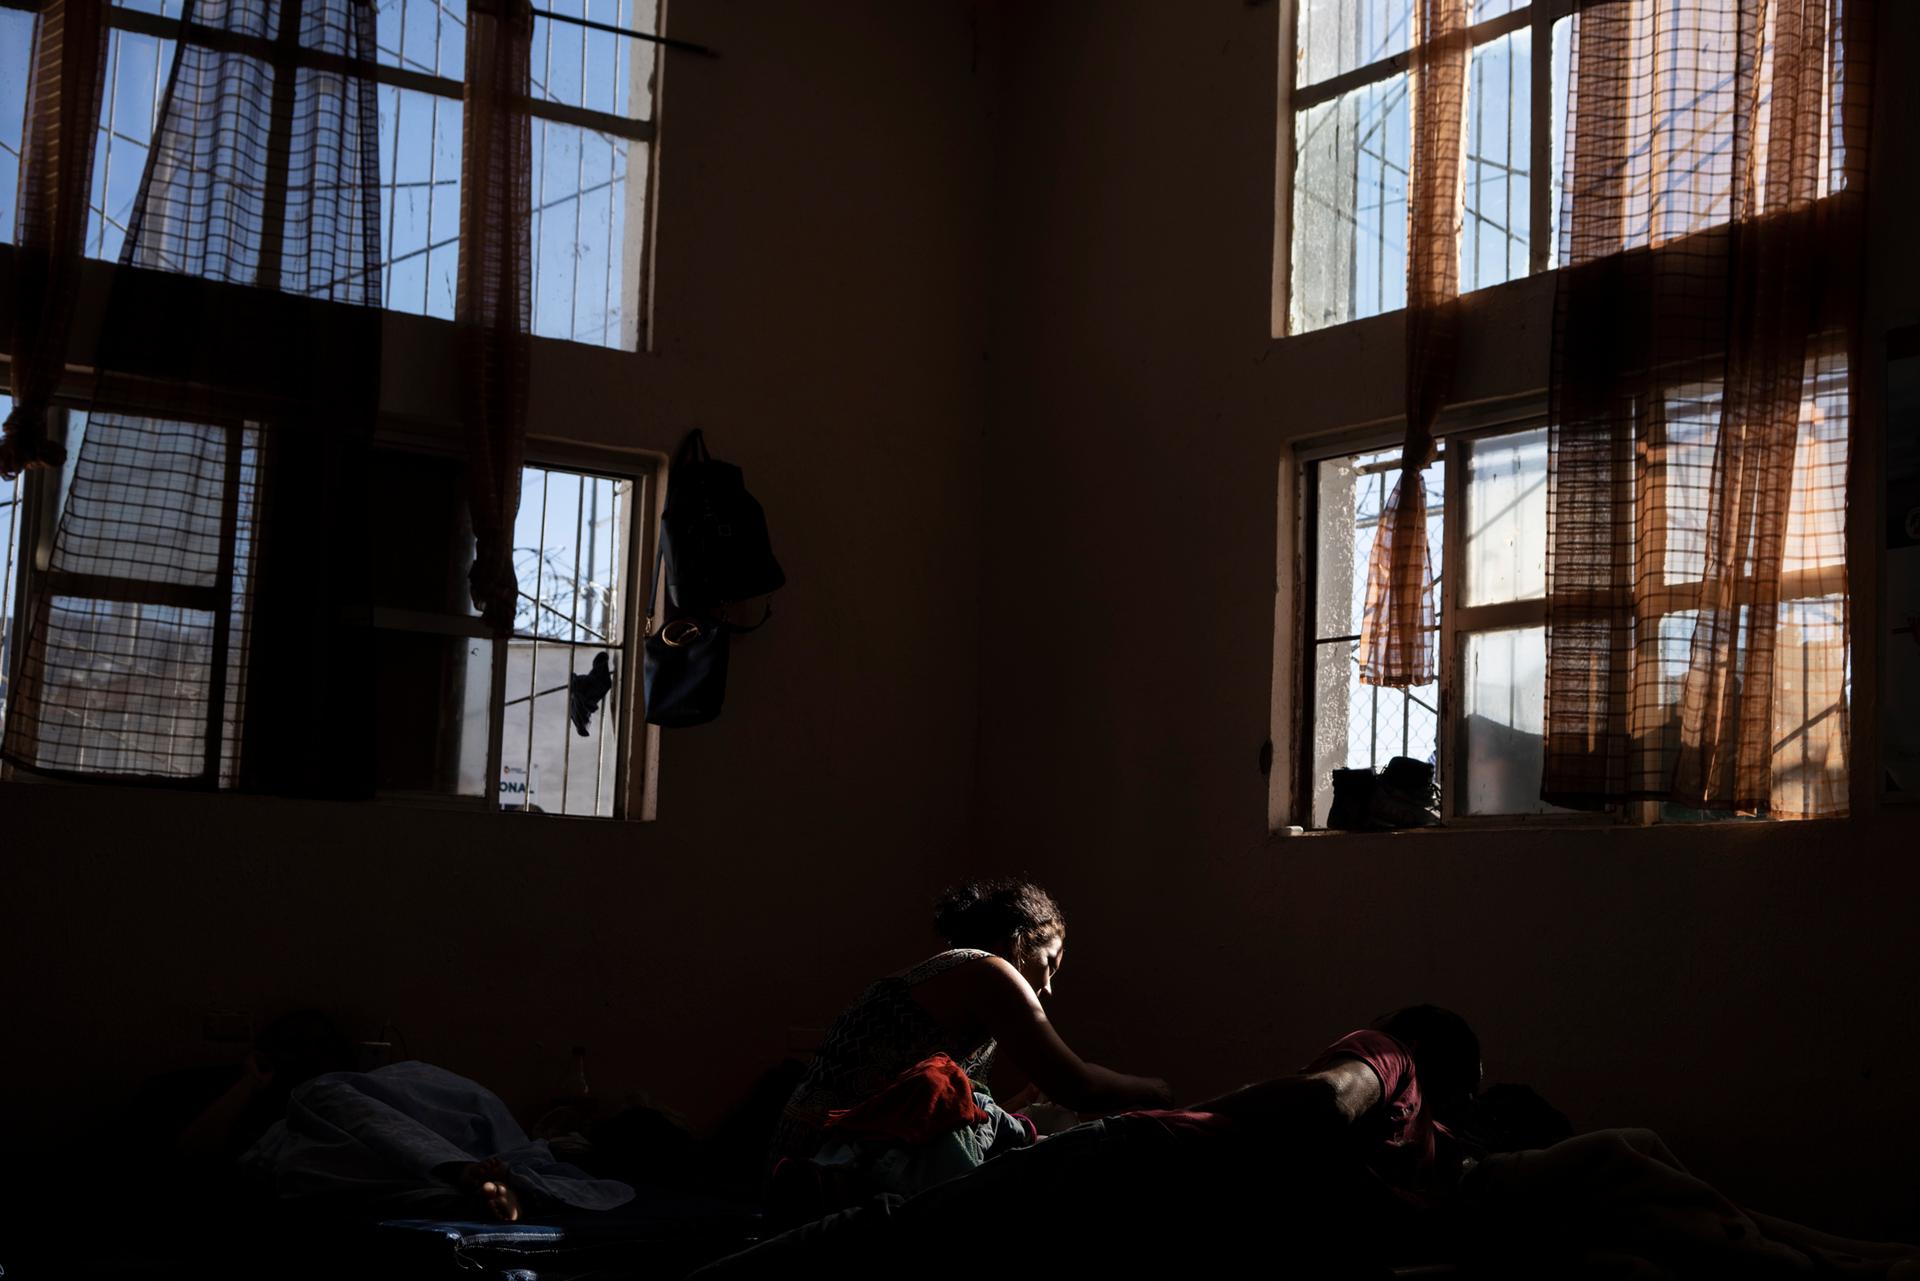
[771,949,1000,1164]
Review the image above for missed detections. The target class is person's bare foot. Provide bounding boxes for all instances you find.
[465,1157,522,1222]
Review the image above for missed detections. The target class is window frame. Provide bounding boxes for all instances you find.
[0,407,24,746]
[1293,355,1855,831]
[1277,0,1576,336]
[1293,396,1623,829]
[0,411,663,818]
[365,433,658,820]
[0,0,671,809]
[1294,435,1448,824]
[0,0,663,348]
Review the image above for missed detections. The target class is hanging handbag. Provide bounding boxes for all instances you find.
[641,537,731,728]
[660,429,785,611]
[643,614,731,728]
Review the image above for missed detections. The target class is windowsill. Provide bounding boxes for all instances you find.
[379,791,637,823]
[1268,265,1558,346]
[1270,814,1853,841]
[1253,272,1557,443]
[0,769,648,823]
[0,248,669,457]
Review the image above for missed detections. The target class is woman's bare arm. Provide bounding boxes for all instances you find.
[957,957,1171,1115]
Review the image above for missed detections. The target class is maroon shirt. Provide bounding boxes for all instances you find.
[1305,1029,1445,1202]
[1136,1028,1450,1204]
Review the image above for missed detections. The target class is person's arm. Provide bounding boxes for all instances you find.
[1183,1057,1383,1142]
[961,957,1171,1115]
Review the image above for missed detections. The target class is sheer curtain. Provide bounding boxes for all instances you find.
[1,0,106,480]
[1357,0,1466,689]
[1541,0,1872,816]
[457,0,534,632]
[1,0,384,784]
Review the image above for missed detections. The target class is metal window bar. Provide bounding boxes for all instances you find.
[567,14,587,341]
[582,473,610,812]
[376,0,462,77]
[531,12,555,335]
[498,463,630,817]
[518,468,549,806]
[530,6,714,59]
[559,463,586,803]
[1464,30,1529,289]
[1292,2,1533,112]
[95,5,658,136]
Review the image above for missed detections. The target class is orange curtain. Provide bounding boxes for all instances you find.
[458,0,534,632]
[1,0,106,479]
[1357,0,1467,689]
[1542,0,1871,816]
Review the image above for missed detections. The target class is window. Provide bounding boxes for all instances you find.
[371,450,644,817]
[1299,371,1850,828]
[367,0,662,343]
[524,0,660,347]
[500,462,638,815]
[1450,425,1568,817]
[1302,420,1585,825]
[1,404,259,783]
[0,0,661,347]
[1,423,646,813]
[1304,443,1445,826]
[1282,0,1844,334]
[1288,0,1566,332]
[1623,353,1852,820]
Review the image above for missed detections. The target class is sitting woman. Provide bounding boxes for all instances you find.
[770,878,1170,1178]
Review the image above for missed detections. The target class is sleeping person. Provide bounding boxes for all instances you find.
[242,1060,634,1223]
[717,1004,1481,1277]
[770,878,1171,1173]
[707,1006,1920,1279]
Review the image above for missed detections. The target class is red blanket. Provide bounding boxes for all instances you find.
[824,1054,990,1147]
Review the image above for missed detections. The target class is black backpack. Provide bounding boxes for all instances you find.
[642,430,782,727]
[661,429,785,611]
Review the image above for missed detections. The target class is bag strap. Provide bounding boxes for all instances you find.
[674,428,711,467]
[642,535,667,636]
[645,427,699,634]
